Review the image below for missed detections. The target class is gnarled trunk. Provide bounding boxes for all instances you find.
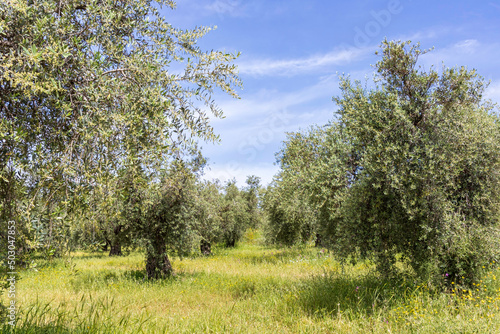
[315,233,323,247]
[146,239,172,279]
[109,241,122,256]
[200,239,211,256]
[107,225,123,256]
[224,230,237,248]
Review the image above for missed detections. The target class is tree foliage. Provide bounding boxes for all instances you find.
[242,175,264,230]
[0,0,240,253]
[140,160,198,279]
[269,40,500,285]
[263,180,316,246]
[1,0,241,284]
[219,181,248,247]
[193,179,223,255]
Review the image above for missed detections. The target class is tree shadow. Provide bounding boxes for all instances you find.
[122,267,206,285]
[4,295,150,334]
[294,270,419,318]
[237,247,316,265]
[72,253,108,260]
[1,324,75,334]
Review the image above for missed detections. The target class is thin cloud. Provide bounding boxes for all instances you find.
[489,2,500,11]
[485,81,500,104]
[418,39,485,69]
[213,74,339,120]
[238,46,372,77]
[453,39,479,54]
[174,0,254,19]
[204,0,246,17]
[202,162,278,187]
[393,26,457,44]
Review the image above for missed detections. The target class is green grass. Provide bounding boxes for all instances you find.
[2,239,500,333]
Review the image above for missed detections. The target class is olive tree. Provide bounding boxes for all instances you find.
[193,180,223,255]
[140,160,198,279]
[269,40,500,285]
[1,0,240,274]
[192,176,263,253]
[331,40,500,283]
[242,175,264,230]
[263,132,321,247]
[263,127,344,247]
[219,181,248,247]
[263,180,316,246]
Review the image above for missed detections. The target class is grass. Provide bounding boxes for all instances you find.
[2,235,500,333]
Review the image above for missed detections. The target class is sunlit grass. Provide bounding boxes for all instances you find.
[2,237,500,333]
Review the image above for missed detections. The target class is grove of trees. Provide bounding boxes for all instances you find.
[0,0,263,282]
[1,0,499,316]
[264,40,500,285]
[265,41,500,284]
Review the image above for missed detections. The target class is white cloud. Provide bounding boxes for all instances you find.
[485,81,500,104]
[489,2,500,11]
[419,39,483,68]
[202,162,278,187]
[198,74,343,186]
[204,0,245,17]
[235,26,462,78]
[214,74,340,120]
[453,39,479,54]
[238,46,372,77]
[170,0,255,21]
[394,26,458,44]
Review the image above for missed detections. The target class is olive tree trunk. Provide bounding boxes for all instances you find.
[146,239,172,279]
[109,241,122,256]
[315,233,323,247]
[200,239,211,256]
[107,225,123,256]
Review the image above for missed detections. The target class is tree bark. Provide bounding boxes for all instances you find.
[225,235,236,248]
[107,225,123,256]
[146,239,172,279]
[315,233,323,247]
[109,241,122,256]
[200,239,211,256]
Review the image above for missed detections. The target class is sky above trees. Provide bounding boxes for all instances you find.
[162,0,500,186]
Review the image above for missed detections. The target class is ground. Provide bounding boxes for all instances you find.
[3,233,500,333]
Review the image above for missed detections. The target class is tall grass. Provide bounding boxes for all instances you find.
[2,240,499,333]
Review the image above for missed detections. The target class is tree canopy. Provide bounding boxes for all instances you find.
[268,40,500,285]
[1,0,242,281]
[1,0,240,257]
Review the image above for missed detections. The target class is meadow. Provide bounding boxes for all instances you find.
[2,231,500,334]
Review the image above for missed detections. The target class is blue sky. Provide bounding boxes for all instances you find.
[164,0,500,186]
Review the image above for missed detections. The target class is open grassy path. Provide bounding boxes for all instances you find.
[3,241,500,333]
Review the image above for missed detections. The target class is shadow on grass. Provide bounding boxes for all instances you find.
[3,296,149,334]
[294,270,419,318]
[69,266,203,291]
[31,252,109,263]
[237,247,323,265]
[124,269,281,300]
[72,253,108,260]
[122,268,199,283]
[1,324,74,334]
